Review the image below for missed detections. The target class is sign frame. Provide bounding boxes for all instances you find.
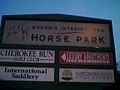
[59,68,115,83]
[0,14,117,89]
[1,20,111,48]
[60,51,114,65]
[0,66,54,82]
[0,14,115,49]
[0,49,55,64]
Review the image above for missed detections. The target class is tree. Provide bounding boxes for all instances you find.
[117,62,120,73]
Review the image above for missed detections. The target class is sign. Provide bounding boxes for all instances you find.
[0,66,54,81]
[2,20,110,48]
[59,68,114,83]
[0,14,116,89]
[0,49,55,63]
[60,51,113,65]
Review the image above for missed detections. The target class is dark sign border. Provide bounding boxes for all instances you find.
[0,14,117,89]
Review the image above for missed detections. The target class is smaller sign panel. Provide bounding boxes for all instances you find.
[0,66,54,81]
[59,68,114,83]
[0,49,55,63]
[60,51,113,65]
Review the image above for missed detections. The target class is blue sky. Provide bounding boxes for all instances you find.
[0,0,120,68]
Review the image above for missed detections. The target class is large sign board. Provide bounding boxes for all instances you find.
[0,14,116,89]
[0,66,54,81]
[2,20,110,48]
[59,68,114,83]
[0,49,55,63]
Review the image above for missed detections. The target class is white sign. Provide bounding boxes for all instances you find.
[0,66,54,81]
[59,68,114,83]
[0,49,55,63]
[2,20,110,48]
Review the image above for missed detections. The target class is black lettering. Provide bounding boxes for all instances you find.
[99,36,105,43]
[76,36,82,42]
[32,51,37,57]
[70,27,73,30]
[56,36,61,42]
[55,26,57,30]
[48,35,53,42]
[73,27,77,31]
[64,36,69,42]
[0,50,5,56]
[14,50,20,56]
[84,37,89,43]
[31,34,38,41]
[44,26,47,29]
[39,35,45,41]
[61,27,66,30]
[39,51,46,57]
[10,50,15,56]
[32,25,36,29]
[22,51,28,56]
[91,37,97,43]
[29,51,33,57]
[4,67,7,72]
[49,51,53,57]
[48,26,52,30]
[39,26,44,29]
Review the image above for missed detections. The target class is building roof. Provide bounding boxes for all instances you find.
[2,14,111,23]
